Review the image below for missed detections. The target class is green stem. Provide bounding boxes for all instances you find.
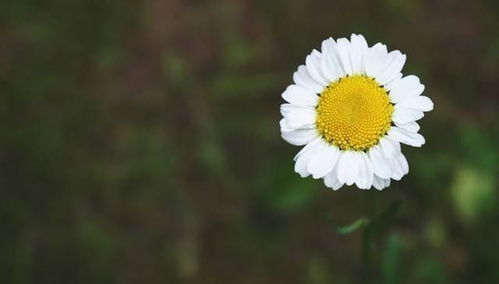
[361,197,403,283]
[362,223,373,282]
[361,191,378,283]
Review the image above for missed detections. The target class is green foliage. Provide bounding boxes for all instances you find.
[452,166,496,224]
[1,0,498,283]
[414,256,448,283]
[333,217,370,235]
[255,161,318,212]
[381,234,404,284]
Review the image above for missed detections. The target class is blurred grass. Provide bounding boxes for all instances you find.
[1,0,499,283]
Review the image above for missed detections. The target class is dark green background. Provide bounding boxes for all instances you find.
[1,0,498,283]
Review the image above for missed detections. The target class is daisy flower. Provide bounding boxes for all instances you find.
[280,34,433,190]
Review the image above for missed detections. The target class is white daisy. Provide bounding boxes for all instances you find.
[280,34,433,190]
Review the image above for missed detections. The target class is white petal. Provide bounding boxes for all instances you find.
[324,167,343,190]
[388,75,425,103]
[399,95,434,112]
[372,175,390,190]
[384,179,391,188]
[364,153,375,189]
[349,34,368,74]
[293,65,324,94]
[320,53,336,82]
[280,104,316,128]
[398,152,409,175]
[307,142,341,179]
[355,153,367,189]
[306,50,329,86]
[335,38,354,75]
[375,51,406,86]
[365,43,388,78]
[279,118,293,132]
[322,53,342,82]
[293,138,323,177]
[390,163,403,180]
[321,37,336,54]
[282,85,319,107]
[388,153,408,181]
[372,176,382,190]
[293,137,320,160]
[388,127,425,147]
[356,152,374,189]
[392,105,424,124]
[395,121,420,133]
[383,73,402,91]
[379,137,400,159]
[281,128,318,146]
[384,73,403,90]
[320,38,341,81]
[323,40,346,81]
[337,151,362,186]
[388,136,401,153]
[368,145,392,179]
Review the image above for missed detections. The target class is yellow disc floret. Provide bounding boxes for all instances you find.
[316,75,393,151]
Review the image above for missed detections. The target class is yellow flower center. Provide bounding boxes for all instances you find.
[316,75,393,151]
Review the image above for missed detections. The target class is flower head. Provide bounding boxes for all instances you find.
[280,34,433,190]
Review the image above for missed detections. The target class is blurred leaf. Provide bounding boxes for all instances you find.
[414,255,448,283]
[426,218,446,247]
[163,52,189,86]
[451,166,495,224]
[413,152,453,190]
[382,233,404,284]
[332,217,370,235]
[458,126,498,172]
[199,141,228,175]
[80,223,115,255]
[255,161,317,212]
[306,257,333,284]
[223,37,256,68]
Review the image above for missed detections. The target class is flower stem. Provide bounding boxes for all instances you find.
[361,192,375,282]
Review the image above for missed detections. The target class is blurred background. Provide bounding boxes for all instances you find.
[1,0,498,283]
